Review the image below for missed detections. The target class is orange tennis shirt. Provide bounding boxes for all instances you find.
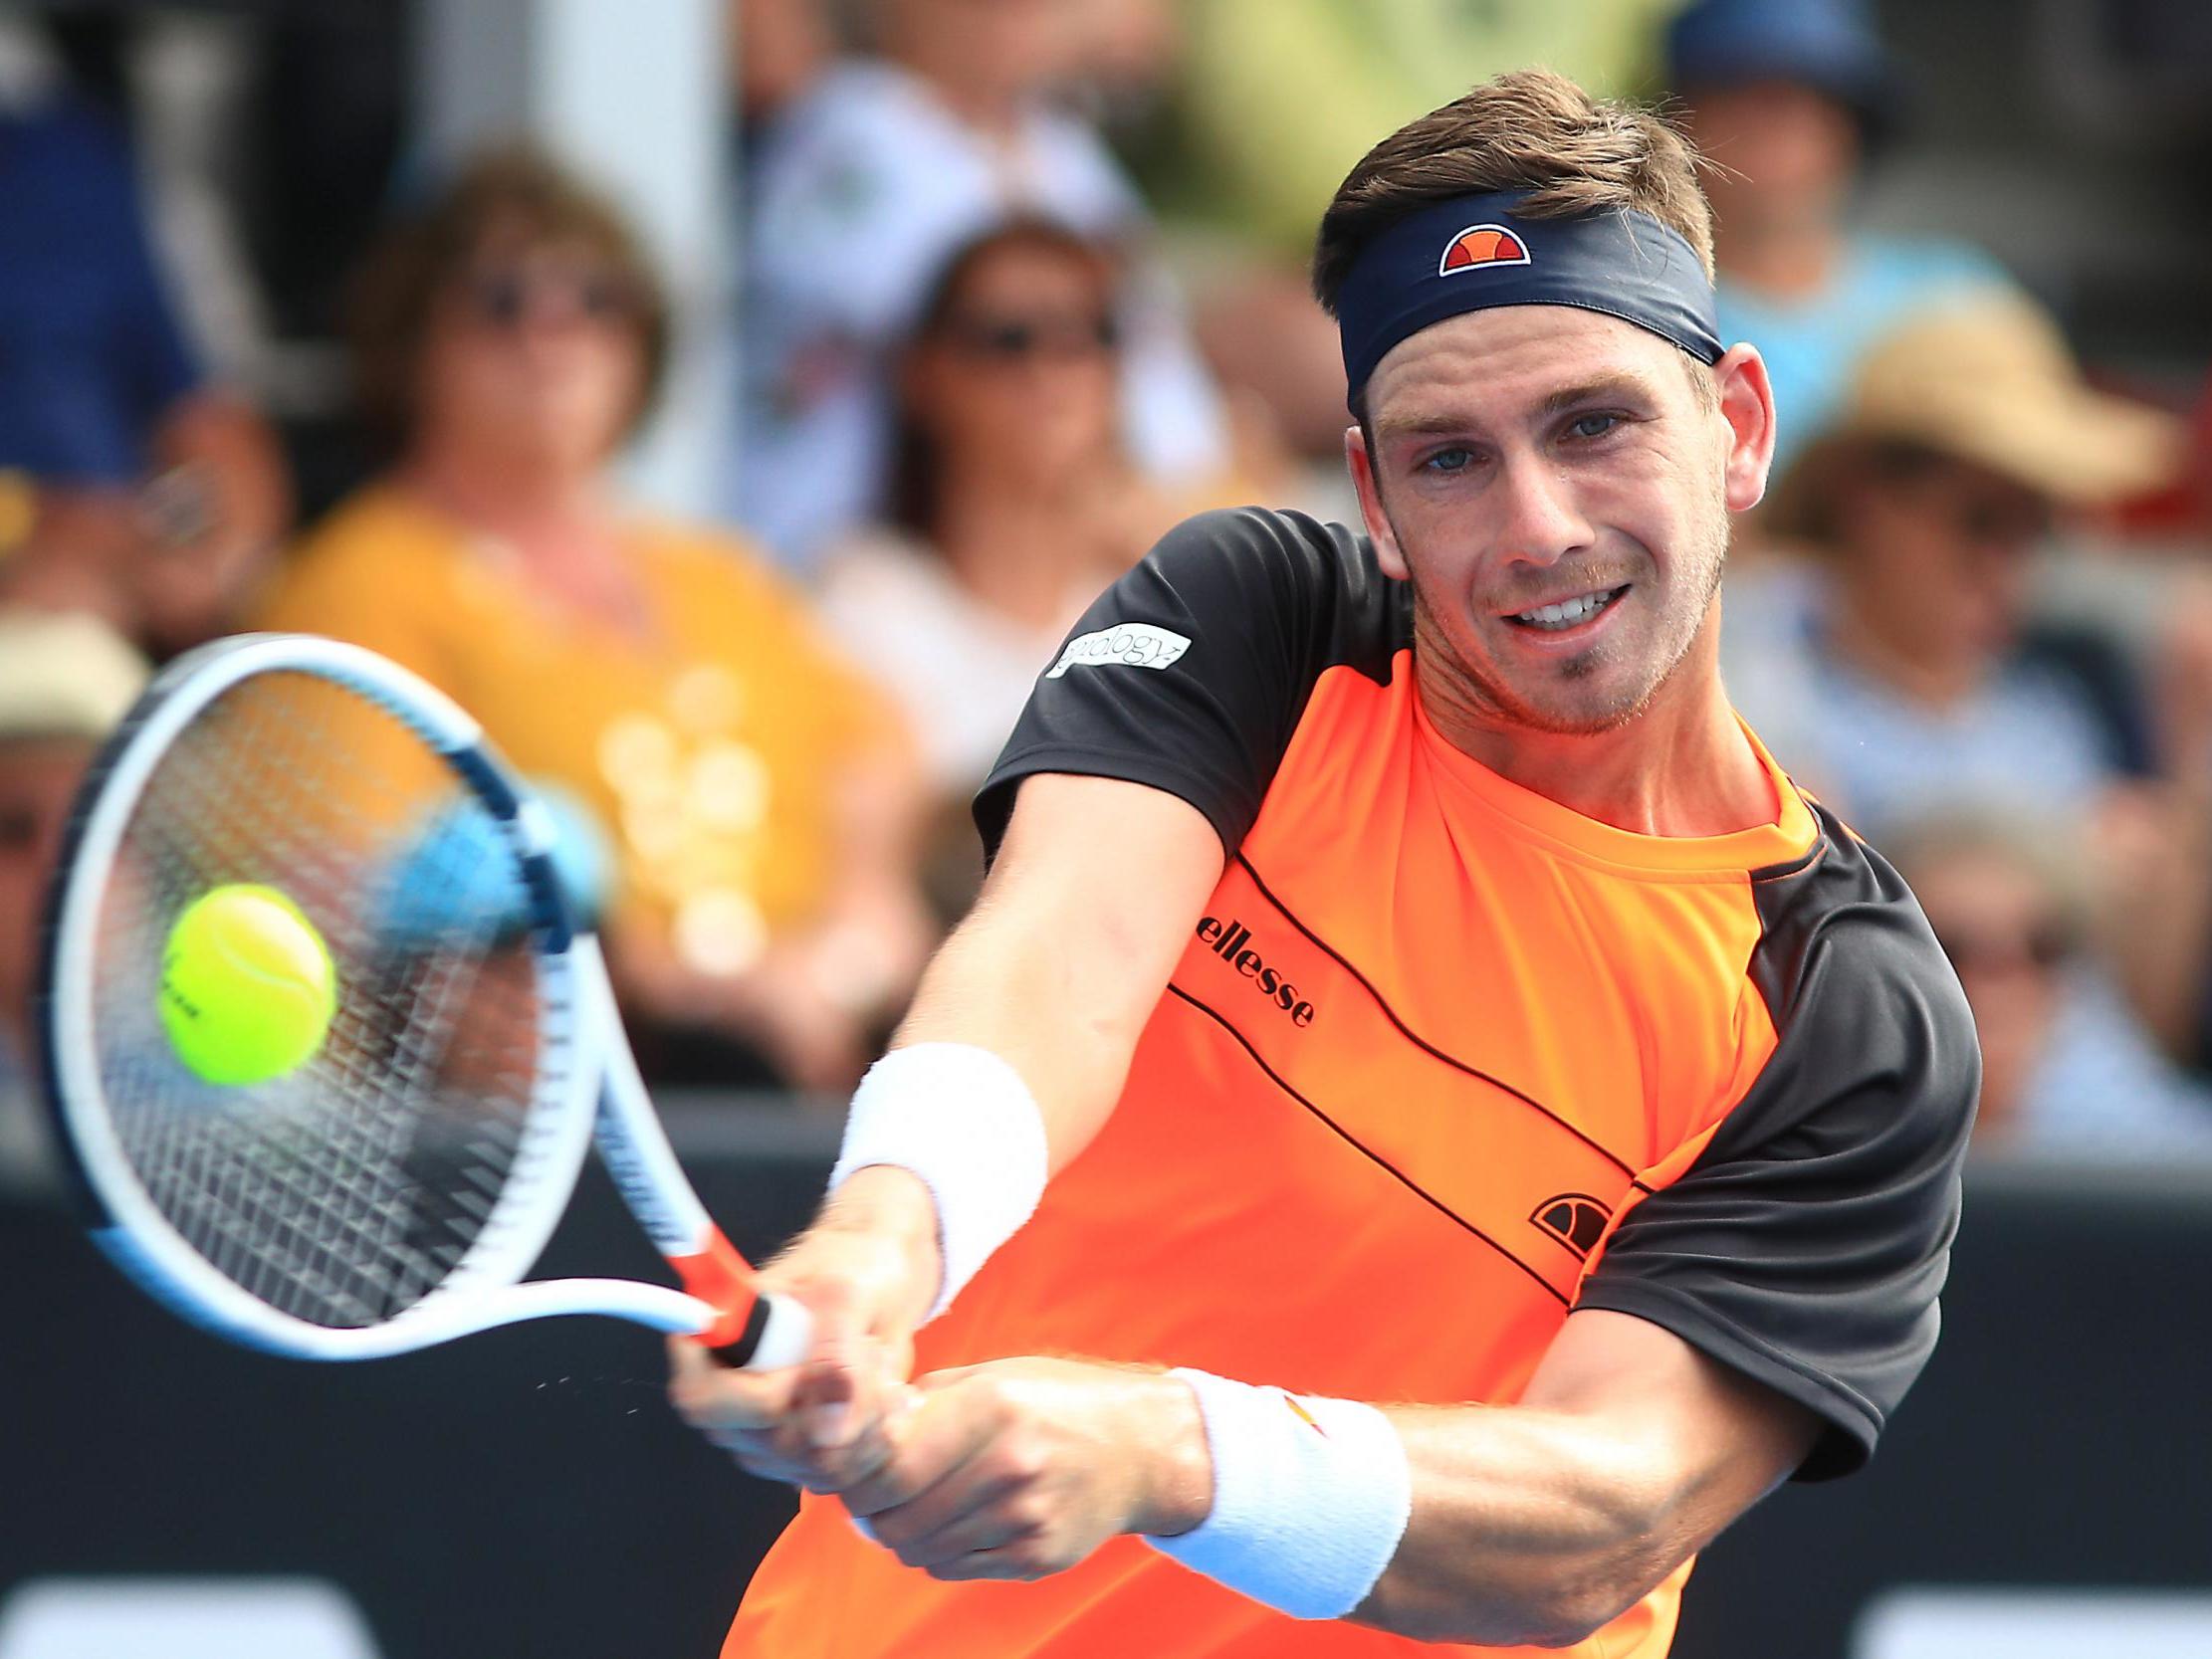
[730,508,1978,1659]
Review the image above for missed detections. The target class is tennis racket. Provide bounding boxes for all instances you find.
[36,632,812,1370]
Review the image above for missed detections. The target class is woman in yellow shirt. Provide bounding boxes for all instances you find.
[258,151,930,1093]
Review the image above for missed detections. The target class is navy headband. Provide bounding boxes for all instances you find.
[1335,190,1724,411]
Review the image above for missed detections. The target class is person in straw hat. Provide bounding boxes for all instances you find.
[1726,289,2211,1056]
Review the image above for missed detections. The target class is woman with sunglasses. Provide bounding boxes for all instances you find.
[817,219,1246,904]
[256,150,932,1094]
[1888,809,2212,1159]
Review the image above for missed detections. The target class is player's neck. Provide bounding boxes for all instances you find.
[1422,626,1778,839]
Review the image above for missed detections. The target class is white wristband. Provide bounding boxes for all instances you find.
[825,1043,1048,1322]
[1148,1368,1412,1621]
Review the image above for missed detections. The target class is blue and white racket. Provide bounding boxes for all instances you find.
[36,633,811,1369]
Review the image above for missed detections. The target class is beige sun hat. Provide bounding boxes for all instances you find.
[0,609,149,743]
[1769,292,2186,535]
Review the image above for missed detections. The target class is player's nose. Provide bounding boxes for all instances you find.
[1487,452,1594,570]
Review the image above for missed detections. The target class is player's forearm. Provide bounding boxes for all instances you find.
[810,775,1219,1327]
[1350,1406,1710,1648]
[799,898,1163,1324]
[889,888,1156,1173]
[1141,1383,1694,1646]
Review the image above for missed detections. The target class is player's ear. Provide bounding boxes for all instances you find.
[1713,344,1777,515]
[1346,425,1409,581]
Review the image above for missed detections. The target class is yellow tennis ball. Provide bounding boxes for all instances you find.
[159,885,338,1086]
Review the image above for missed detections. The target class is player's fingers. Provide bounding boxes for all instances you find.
[665,1336,803,1433]
[923,1541,1053,1582]
[883,1498,1033,1571]
[794,1379,920,1492]
[715,1438,818,1487]
[790,1284,869,1449]
[694,1376,920,1493]
[695,1414,869,1490]
[839,1384,1003,1520]
[858,1459,1023,1561]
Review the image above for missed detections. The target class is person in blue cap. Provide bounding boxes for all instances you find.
[1667,0,2016,472]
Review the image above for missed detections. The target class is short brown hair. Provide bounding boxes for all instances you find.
[1312,69,1714,317]
[347,147,672,453]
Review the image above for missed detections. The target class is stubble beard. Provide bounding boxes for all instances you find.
[1409,502,1730,740]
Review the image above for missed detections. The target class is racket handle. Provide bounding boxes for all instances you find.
[706,1291,814,1372]
[673,1230,815,1370]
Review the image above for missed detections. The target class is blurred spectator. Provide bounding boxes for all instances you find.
[733,0,1229,567]
[1727,294,2206,1054]
[1148,0,1682,480]
[1740,296,2186,823]
[817,219,1243,905]
[1156,0,1680,257]
[1668,0,2017,471]
[1890,811,2212,1160]
[1061,0,1182,133]
[729,0,838,145]
[255,151,931,1094]
[0,21,290,659]
[0,611,149,1191]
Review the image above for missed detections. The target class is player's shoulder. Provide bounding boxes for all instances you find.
[1143,503,1362,575]
[1731,796,1980,1134]
[1133,506,1409,675]
[1748,799,1962,1010]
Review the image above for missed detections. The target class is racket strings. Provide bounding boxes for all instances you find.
[92,672,555,1328]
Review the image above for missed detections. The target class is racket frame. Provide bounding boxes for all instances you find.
[39,633,808,1369]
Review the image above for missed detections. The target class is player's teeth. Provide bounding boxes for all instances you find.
[1514,589,1618,629]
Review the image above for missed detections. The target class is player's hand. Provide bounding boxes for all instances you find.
[669,1337,918,1492]
[836,1356,1213,1582]
[667,1166,942,1490]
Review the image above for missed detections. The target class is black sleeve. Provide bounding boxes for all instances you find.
[1574,820,1980,1481]
[974,508,1403,859]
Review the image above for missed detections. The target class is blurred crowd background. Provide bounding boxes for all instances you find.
[4,0,2212,1171]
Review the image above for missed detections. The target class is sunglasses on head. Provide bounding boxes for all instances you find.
[939,311,1120,362]
[458,266,637,330]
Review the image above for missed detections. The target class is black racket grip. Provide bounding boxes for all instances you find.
[702,1290,814,1371]
[707,1297,774,1368]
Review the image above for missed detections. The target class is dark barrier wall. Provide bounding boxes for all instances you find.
[5,1115,2209,1658]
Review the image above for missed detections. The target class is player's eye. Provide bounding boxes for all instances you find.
[1564,412,1624,441]
[1421,447,1476,475]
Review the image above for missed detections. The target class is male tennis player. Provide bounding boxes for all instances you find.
[671,69,1977,1658]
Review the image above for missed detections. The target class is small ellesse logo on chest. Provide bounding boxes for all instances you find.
[1530,1193,1612,1259]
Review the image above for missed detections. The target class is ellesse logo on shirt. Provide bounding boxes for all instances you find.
[1196,916,1317,1027]
[1530,1193,1612,1259]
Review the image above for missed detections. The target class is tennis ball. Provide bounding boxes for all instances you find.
[159,885,338,1086]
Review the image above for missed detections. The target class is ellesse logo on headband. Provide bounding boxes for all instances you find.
[1438,224,1531,276]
